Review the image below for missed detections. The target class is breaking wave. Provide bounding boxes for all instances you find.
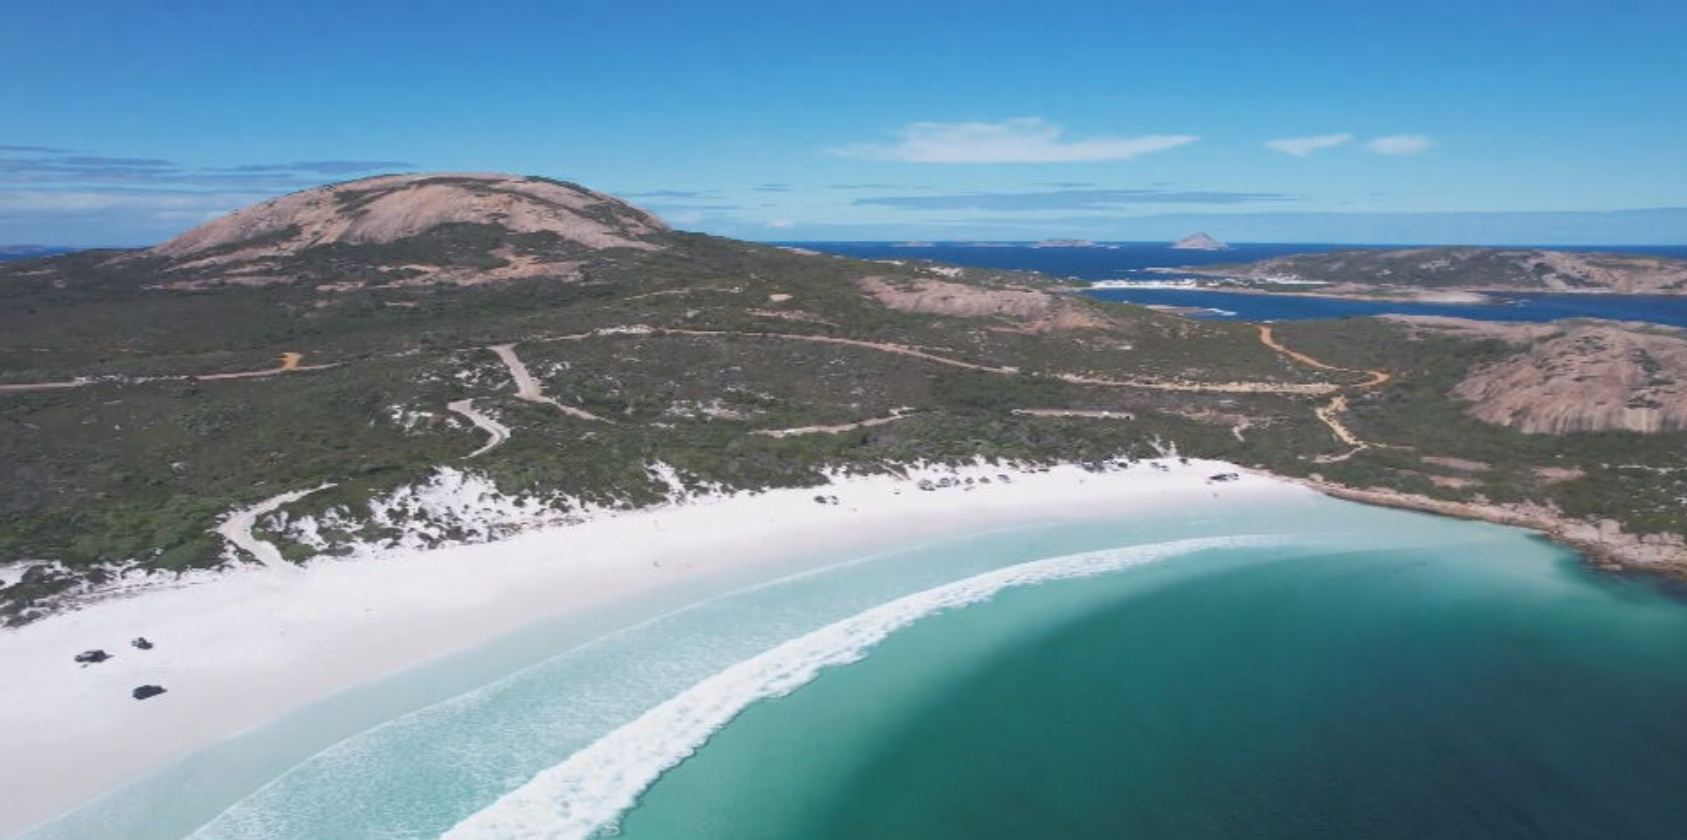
[440,534,1281,840]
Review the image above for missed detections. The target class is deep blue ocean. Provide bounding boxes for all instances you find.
[788,242,1687,328]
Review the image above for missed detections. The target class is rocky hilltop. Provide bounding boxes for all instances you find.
[1185,246,1687,295]
[135,172,668,289]
[1170,232,1227,251]
[1454,323,1687,434]
[1389,316,1687,433]
[2,173,1685,623]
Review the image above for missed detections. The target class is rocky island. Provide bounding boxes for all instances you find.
[1170,232,1228,251]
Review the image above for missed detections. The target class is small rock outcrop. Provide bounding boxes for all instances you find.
[857,276,1106,332]
[132,685,167,701]
[74,649,111,664]
[132,637,153,650]
[1171,232,1228,251]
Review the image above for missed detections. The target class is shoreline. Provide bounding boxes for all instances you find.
[1084,280,1498,304]
[1293,476,1687,577]
[0,457,1298,837]
[1107,275,1687,302]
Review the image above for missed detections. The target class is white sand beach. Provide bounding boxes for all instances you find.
[0,458,1304,835]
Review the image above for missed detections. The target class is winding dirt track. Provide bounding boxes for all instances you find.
[1253,325,1393,454]
[447,398,511,457]
[0,352,331,393]
[3,324,1393,463]
[657,327,1339,395]
[214,483,335,569]
[1257,325,1391,387]
[1012,409,1136,420]
[754,409,918,438]
[487,344,610,423]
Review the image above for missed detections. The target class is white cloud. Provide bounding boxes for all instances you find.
[0,188,267,214]
[0,187,275,244]
[1365,135,1434,155]
[765,219,795,228]
[832,118,1198,163]
[1265,133,1353,156]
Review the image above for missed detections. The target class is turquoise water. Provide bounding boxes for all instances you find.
[614,539,1687,840]
[16,495,1687,840]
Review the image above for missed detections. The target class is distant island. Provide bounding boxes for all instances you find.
[1170,232,1228,251]
[0,245,75,260]
[1032,238,1106,248]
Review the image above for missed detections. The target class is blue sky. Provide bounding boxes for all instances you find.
[3,0,1685,245]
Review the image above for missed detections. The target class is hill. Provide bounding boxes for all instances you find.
[2,174,1685,623]
[1183,246,1687,295]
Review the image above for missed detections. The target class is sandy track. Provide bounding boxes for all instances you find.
[214,484,335,569]
[1011,408,1137,420]
[1254,325,1393,453]
[447,399,511,457]
[1258,325,1391,387]
[487,344,610,423]
[0,352,332,393]
[754,409,917,438]
[657,328,1342,395]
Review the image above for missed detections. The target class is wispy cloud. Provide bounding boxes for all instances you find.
[59,156,175,168]
[1366,135,1434,155]
[0,148,415,244]
[753,183,791,192]
[1265,133,1353,156]
[643,203,744,212]
[205,160,413,174]
[853,187,1291,211]
[765,219,795,228]
[0,187,267,213]
[623,189,719,199]
[0,143,73,153]
[0,150,419,190]
[832,118,1198,163]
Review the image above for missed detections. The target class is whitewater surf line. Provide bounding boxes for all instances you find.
[439,534,1282,840]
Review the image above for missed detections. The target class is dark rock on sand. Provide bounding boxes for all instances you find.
[132,685,167,701]
[74,649,111,664]
[132,636,154,650]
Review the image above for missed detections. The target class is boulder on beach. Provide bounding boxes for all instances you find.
[132,637,154,650]
[74,649,111,664]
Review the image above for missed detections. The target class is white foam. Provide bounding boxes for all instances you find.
[440,534,1279,840]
